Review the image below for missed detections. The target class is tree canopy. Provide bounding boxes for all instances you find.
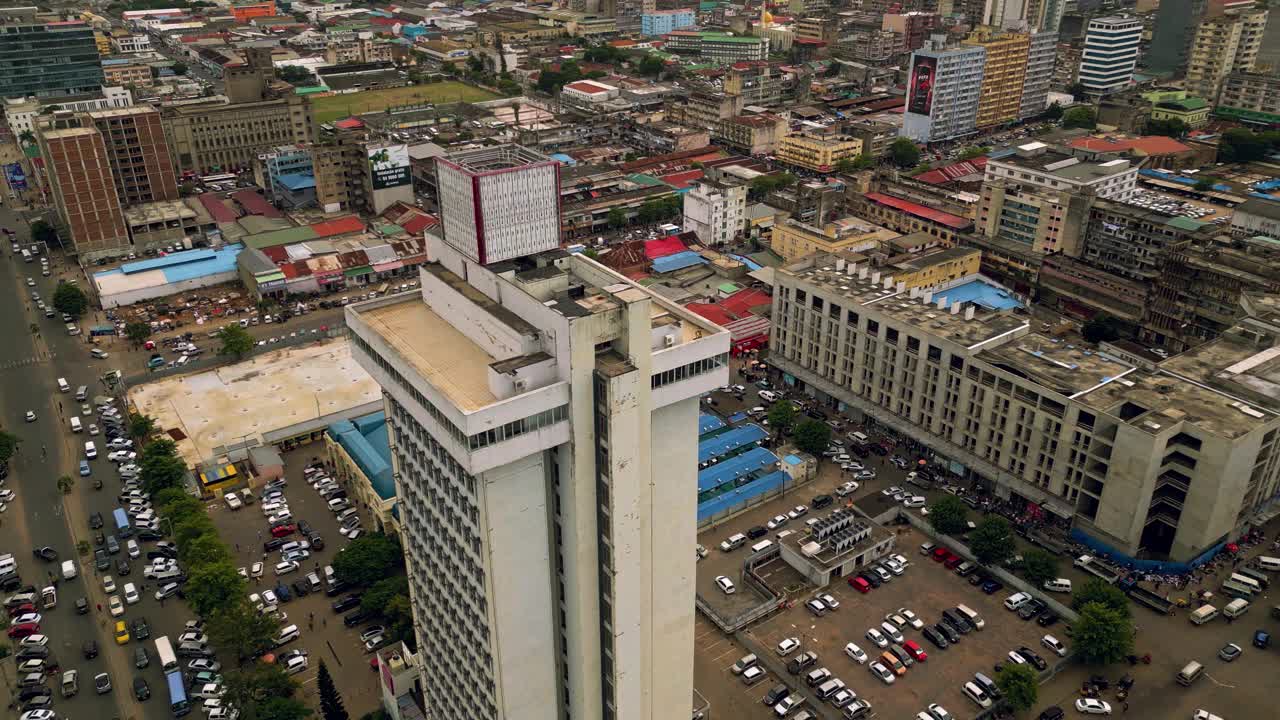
[926,495,969,535]
[1071,578,1131,617]
[969,516,1014,565]
[1063,106,1098,129]
[767,400,796,435]
[1218,128,1280,163]
[30,220,57,246]
[793,419,832,455]
[333,533,404,588]
[0,430,20,466]
[217,324,255,359]
[996,663,1039,712]
[126,321,152,345]
[53,283,89,318]
[889,138,921,168]
[1073,601,1134,665]
[1145,117,1188,138]
[1020,548,1060,585]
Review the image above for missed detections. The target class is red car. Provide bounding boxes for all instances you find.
[944,554,964,569]
[931,547,950,562]
[270,523,297,538]
[847,576,871,593]
[7,622,40,639]
[7,602,36,617]
[904,640,928,662]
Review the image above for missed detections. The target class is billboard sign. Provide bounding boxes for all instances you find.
[368,144,411,191]
[5,162,27,191]
[907,55,937,116]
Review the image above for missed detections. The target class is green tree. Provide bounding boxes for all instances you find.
[1042,102,1064,121]
[56,475,74,493]
[1218,128,1268,163]
[333,533,404,588]
[1145,117,1188,138]
[638,55,665,77]
[125,321,152,346]
[129,412,157,440]
[996,663,1039,711]
[833,157,857,173]
[258,698,313,720]
[278,65,315,85]
[606,207,627,229]
[174,514,218,549]
[1082,314,1122,343]
[958,146,991,160]
[172,61,188,75]
[185,560,246,617]
[181,533,232,567]
[792,419,832,455]
[1071,578,1131,617]
[153,486,204,524]
[384,594,415,650]
[53,283,89,318]
[361,576,410,618]
[18,129,35,145]
[1021,548,1060,585]
[766,400,796,435]
[1073,601,1134,665]
[1062,106,1097,129]
[969,516,1014,565]
[318,661,349,720]
[30,220,57,246]
[141,440,187,494]
[889,138,921,168]
[208,600,279,663]
[1193,177,1216,191]
[224,662,300,708]
[218,324,255,359]
[0,430,20,465]
[926,495,969,535]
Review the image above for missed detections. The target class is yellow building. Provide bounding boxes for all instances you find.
[776,132,863,172]
[964,27,1030,129]
[1144,92,1211,129]
[1185,9,1268,104]
[883,245,982,289]
[93,32,112,57]
[103,64,153,87]
[771,215,899,261]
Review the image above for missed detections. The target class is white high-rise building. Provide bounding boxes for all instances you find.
[1078,16,1142,95]
[347,148,729,720]
[683,178,746,247]
[901,39,987,143]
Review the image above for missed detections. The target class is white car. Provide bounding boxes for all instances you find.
[284,654,309,675]
[844,642,868,664]
[1193,712,1225,720]
[715,576,736,595]
[881,486,904,497]
[1007,650,1029,666]
[179,631,208,646]
[250,562,264,578]
[776,637,800,656]
[1004,592,1031,610]
[189,658,222,673]
[835,481,859,496]
[773,694,801,716]
[123,583,140,605]
[884,558,906,575]
[24,410,36,422]
[927,703,953,720]
[126,539,140,558]
[1075,698,1112,715]
[903,496,926,508]
[865,628,888,648]
[898,608,925,630]
[1042,635,1067,657]
[818,593,839,610]
[20,634,50,648]
[868,661,895,685]
[879,621,904,644]
[194,682,225,699]
[108,450,137,463]
[787,505,808,520]
[102,575,116,593]
[107,438,133,450]
[766,514,789,530]
[274,560,299,576]
[108,595,124,617]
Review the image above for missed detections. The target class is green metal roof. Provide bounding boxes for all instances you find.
[717,282,740,293]
[1165,216,1206,232]
[627,173,669,187]
[294,85,328,95]
[244,225,318,250]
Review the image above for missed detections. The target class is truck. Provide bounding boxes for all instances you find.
[89,325,115,337]
[1117,576,1175,615]
[1073,555,1121,584]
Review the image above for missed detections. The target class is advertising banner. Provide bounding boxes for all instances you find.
[5,162,27,191]
[907,55,937,116]
[368,144,410,191]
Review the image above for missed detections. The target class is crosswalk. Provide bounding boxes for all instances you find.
[0,354,48,370]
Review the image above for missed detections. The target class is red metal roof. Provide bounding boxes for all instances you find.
[864,192,972,230]
[311,215,365,238]
[685,303,735,326]
[1068,135,1191,156]
[564,80,611,94]
[261,245,290,263]
[197,193,238,223]
[334,118,365,129]
[913,157,988,186]
[658,169,704,190]
[720,288,772,317]
[233,190,283,218]
[399,213,438,235]
[645,235,687,260]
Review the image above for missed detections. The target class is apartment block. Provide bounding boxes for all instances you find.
[901,42,986,143]
[640,8,694,36]
[715,113,788,155]
[87,106,179,207]
[1185,8,1268,103]
[768,254,1280,563]
[964,27,1030,129]
[1078,16,1141,95]
[1081,198,1213,284]
[662,31,769,63]
[682,179,746,247]
[347,237,727,720]
[0,21,104,100]
[37,126,130,259]
[1020,30,1057,119]
[983,142,1138,202]
[1217,71,1280,124]
[770,216,899,261]
[882,12,940,53]
[102,63,153,87]
[776,132,863,173]
[976,178,1093,255]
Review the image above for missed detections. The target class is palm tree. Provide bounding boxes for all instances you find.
[18,130,34,146]
[56,475,74,494]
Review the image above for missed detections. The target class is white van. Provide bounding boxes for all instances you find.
[1229,573,1262,593]
[1223,598,1250,619]
[1190,604,1219,625]
[75,385,88,401]
[57,377,70,393]
[275,624,300,647]
[70,416,82,433]
[1176,661,1203,686]
[850,431,870,445]
[956,604,985,630]
[1043,578,1073,593]
[1256,556,1280,572]
[61,559,78,580]
[751,539,774,554]
[962,681,992,708]
[84,441,97,459]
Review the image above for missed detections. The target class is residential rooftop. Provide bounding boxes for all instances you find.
[989,142,1134,182]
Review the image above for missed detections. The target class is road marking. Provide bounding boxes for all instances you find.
[1205,672,1236,689]
[711,647,738,662]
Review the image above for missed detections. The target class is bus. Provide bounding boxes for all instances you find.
[165,669,191,716]
[199,173,236,185]
[112,508,133,538]
[21,248,31,263]
[1221,580,1255,600]
[155,636,179,673]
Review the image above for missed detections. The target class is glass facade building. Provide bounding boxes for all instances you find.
[0,22,104,99]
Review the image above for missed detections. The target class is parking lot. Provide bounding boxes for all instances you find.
[205,446,387,716]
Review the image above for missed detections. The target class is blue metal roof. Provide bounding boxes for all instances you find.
[652,250,707,274]
[698,423,768,464]
[277,172,316,191]
[933,278,1022,312]
[121,249,217,274]
[697,446,778,493]
[697,470,788,521]
[327,411,395,500]
[94,244,244,285]
[730,254,763,271]
[699,413,725,435]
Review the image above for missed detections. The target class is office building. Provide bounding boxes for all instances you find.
[1078,16,1142,95]
[87,106,179,207]
[0,20,104,100]
[776,132,863,173]
[901,42,986,142]
[715,113,789,155]
[1147,0,1210,74]
[976,178,1092,255]
[640,8,695,36]
[882,12,941,53]
[964,27,1030,129]
[435,145,562,265]
[661,31,769,63]
[768,254,1280,565]
[984,141,1138,201]
[1217,71,1280,125]
[770,216,899,261]
[1185,8,1268,103]
[347,221,728,719]
[682,179,746,247]
[37,125,130,259]
[1020,30,1057,118]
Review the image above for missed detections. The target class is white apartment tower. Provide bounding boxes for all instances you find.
[1078,16,1142,95]
[347,144,729,720]
[682,178,747,247]
[901,39,987,143]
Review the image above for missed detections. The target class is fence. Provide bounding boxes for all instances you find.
[123,325,346,386]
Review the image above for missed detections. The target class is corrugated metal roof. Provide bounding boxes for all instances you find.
[652,250,707,273]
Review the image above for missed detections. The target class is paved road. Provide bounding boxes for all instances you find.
[0,208,181,720]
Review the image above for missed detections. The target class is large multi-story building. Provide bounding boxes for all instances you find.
[1217,71,1280,125]
[640,8,694,36]
[983,142,1138,203]
[976,178,1093,255]
[1020,29,1056,119]
[37,125,130,259]
[776,132,863,173]
[347,154,728,719]
[901,41,986,143]
[964,27,1030,129]
[87,107,178,208]
[1078,16,1142,95]
[715,113,788,155]
[682,179,746,247]
[882,12,940,54]
[1184,8,1268,103]
[163,93,313,174]
[0,20,105,100]
[662,31,769,63]
[768,253,1280,564]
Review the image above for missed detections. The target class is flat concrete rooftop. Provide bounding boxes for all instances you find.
[980,333,1134,398]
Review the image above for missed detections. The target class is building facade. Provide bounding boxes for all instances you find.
[1217,71,1280,125]
[347,237,727,720]
[682,179,746,247]
[964,27,1030,129]
[976,178,1093,255]
[640,9,695,36]
[715,113,788,155]
[37,126,130,259]
[1020,29,1057,118]
[769,253,1280,564]
[1078,16,1142,95]
[770,216,899,261]
[0,21,105,100]
[87,106,179,208]
[776,133,863,172]
[1185,8,1269,103]
[162,94,313,174]
[901,44,986,143]
[983,142,1138,202]
[661,31,769,63]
